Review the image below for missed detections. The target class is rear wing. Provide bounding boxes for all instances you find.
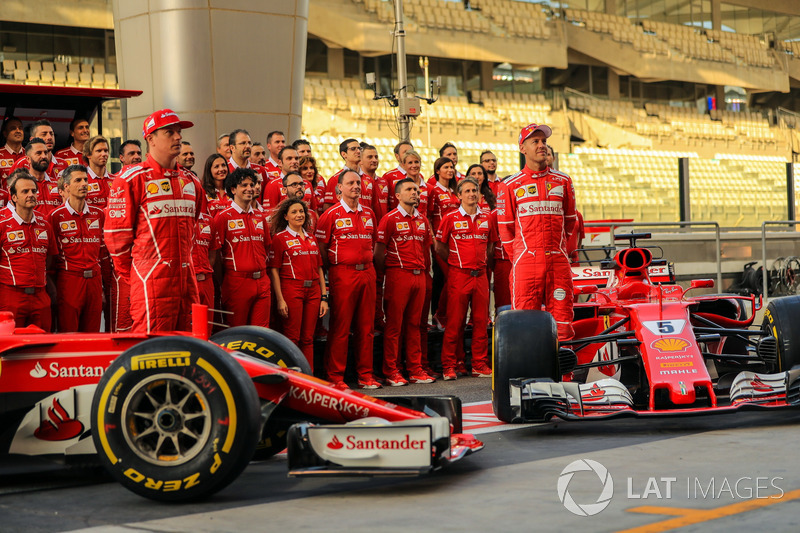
[571,263,674,288]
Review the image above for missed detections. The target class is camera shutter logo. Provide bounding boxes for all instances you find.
[558,459,614,516]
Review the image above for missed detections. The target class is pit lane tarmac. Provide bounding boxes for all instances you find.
[4,378,800,533]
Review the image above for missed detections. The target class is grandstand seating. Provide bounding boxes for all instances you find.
[0,59,115,88]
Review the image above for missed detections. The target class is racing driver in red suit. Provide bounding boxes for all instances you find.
[496,123,577,340]
[104,109,204,333]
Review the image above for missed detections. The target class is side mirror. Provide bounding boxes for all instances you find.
[690,279,714,289]
[576,285,598,295]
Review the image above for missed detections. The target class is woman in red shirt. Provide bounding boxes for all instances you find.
[299,155,324,215]
[428,157,460,330]
[201,154,230,218]
[269,197,329,371]
[465,164,497,212]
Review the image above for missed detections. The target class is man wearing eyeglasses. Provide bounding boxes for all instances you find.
[212,167,272,328]
[322,138,362,211]
[227,129,268,182]
[480,150,500,194]
[262,147,317,212]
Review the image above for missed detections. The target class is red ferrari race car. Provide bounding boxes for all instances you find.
[0,305,483,502]
[492,233,800,423]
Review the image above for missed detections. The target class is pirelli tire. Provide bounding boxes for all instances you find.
[762,295,800,373]
[210,326,310,460]
[90,337,261,502]
[492,310,559,423]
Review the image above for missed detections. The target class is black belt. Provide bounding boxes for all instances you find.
[24,287,36,294]
[469,269,483,277]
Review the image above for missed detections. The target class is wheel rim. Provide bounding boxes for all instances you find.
[121,374,212,466]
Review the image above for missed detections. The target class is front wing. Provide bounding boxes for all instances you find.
[507,369,800,422]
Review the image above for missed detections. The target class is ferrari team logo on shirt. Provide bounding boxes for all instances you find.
[396,221,410,231]
[362,216,373,228]
[335,218,354,229]
[547,183,564,197]
[87,219,100,230]
[416,220,426,231]
[182,180,196,196]
[478,220,489,230]
[454,221,469,230]
[255,220,264,230]
[35,229,48,241]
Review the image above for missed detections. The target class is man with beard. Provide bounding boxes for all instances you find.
[0,117,25,182]
[11,120,66,177]
[480,150,500,195]
[25,138,61,216]
[118,140,143,168]
[322,138,362,210]
[250,142,267,167]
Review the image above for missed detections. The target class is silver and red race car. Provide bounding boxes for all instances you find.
[0,307,482,501]
[492,233,800,423]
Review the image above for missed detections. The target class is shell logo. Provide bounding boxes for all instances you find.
[60,222,70,230]
[146,183,159,195]
[515,187,526,198]
[651,338,689,353]
[228,221,236,229]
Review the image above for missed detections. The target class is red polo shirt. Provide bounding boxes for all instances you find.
[86,167,112,210]
[0,209,57,286]
[315,199,376,266]
[269,227,322,280]
[262,178,318,211]
[55,145,84,167]
[33,173,62,217]
[436,206,496,270]
[0,145,25,183]
[376,206,430,270]
[49,201,105,274]
[213,201,271,273]
[193,211,217,275]
[427,181,460,232]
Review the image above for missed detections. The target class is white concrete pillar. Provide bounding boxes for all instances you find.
[112,0,308,160]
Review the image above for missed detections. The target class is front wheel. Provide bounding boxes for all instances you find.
[492,310,559,422]
[762,295,800,372]
[91,337,261,502]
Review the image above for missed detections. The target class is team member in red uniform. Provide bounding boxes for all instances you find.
[280,172,319,231]
[83,136,113,210]
[0,173,57,329]
[49,165,105,332]
[567,210,585,265]
[358,143,379,213]
[10,120,66,177]
[200,154,230,218]
[263,131,285,181]
[55,117,91,166]
[293,139,312,157]
[480,151,501,195]
[177,141,196,175]
[25,138,61,216]
[227,129,269,185]
[381,141,413,202]
[428,157,460,328]
[269,197,328,372]
[375,177,436,386]
[465,164,497,212]
[322,138,362,210]
[298,155,325,215]
[435,177,496,380]
[193,210,216,308]
[104,109,204,334]
[262,147,317,211]
[315,169,380,389]
[212,167,272,327]
[428,142,465,186]
[496,123,577,340]
[0,188,7,210]
[118,140,143,168]
[0,117,25,183]
[490,209,512,316]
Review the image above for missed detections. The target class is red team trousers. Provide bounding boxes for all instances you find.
[279,278,321,371]
[56,271,102,332]
[325,264,376,382]
[382,267,426,377]
[221,271,271,328]
[440,267,490,370]
[0,284,51,331]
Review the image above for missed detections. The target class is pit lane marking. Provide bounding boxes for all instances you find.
[617,488,800,532]
[462,401,543,434]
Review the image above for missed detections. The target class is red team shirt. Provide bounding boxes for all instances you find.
[376,207,430,270]
[315,200,377,266]
[262,178,318,212]
[263,158,281,182]
[213,202,272,273]
[269,228,322,280]
[33,174,62,217]
[0,145,25,183]
[86,167,113,210]
[55,145,84,167]
[193,212,217,275]
[323,168,363,205]
[205,189,230,219]
[427,182,460,232]
[0,209,57,287]
[436,206,496,270]
[49,202,105,274]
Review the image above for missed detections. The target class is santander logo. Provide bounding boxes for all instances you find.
[327,435,344,450]
[33,398,84,441]
[30,362,47,378]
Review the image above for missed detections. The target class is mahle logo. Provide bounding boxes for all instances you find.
[558,459,614,516]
